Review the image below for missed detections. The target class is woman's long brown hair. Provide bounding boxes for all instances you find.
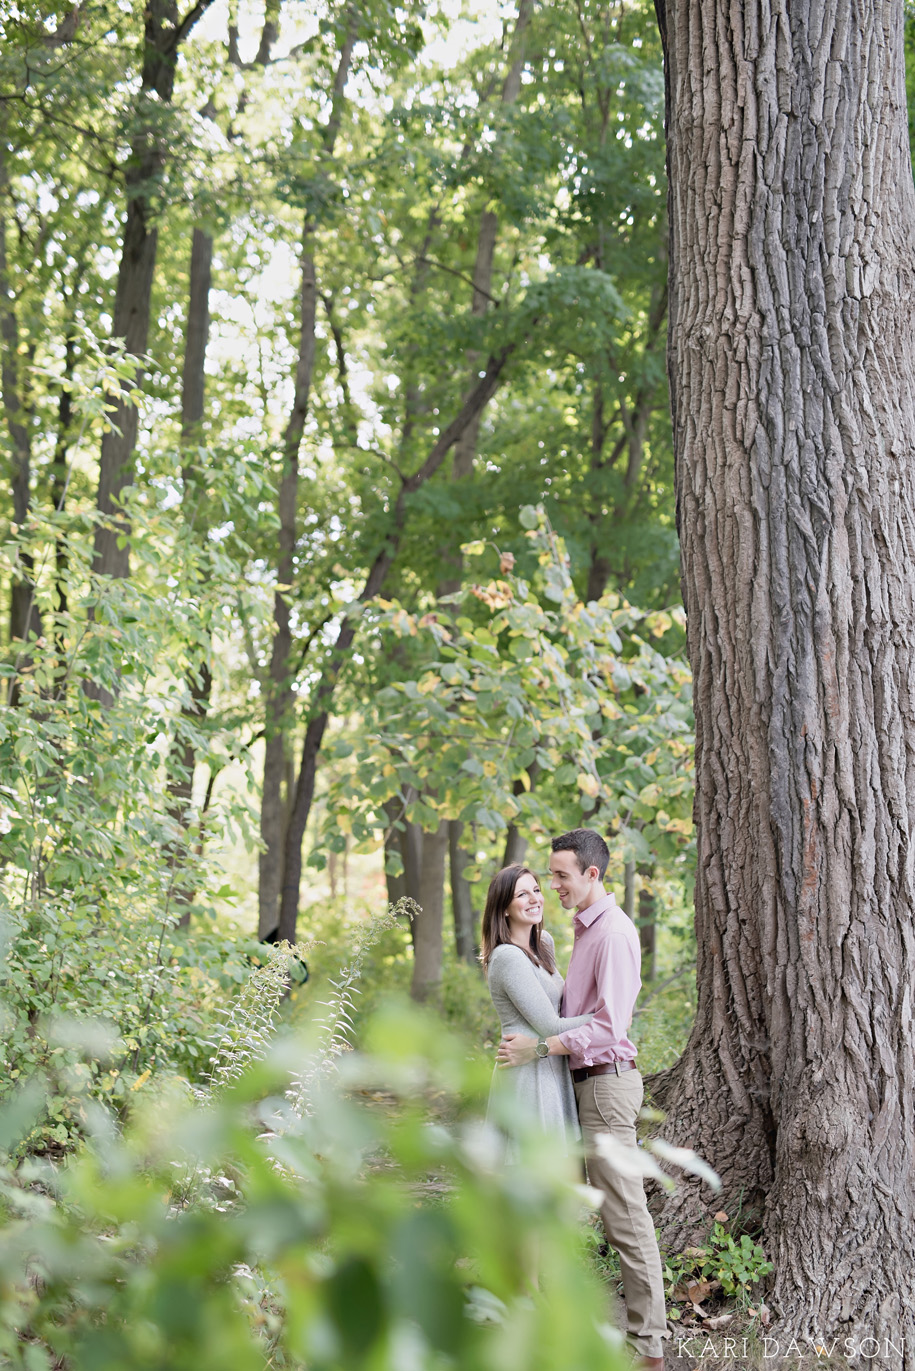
[480,864,556,974]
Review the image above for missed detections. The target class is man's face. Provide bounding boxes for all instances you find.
[548,850,595,910]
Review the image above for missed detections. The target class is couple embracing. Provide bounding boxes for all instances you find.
[482,828,666,1369]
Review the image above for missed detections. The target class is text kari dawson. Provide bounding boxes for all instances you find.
[676,1336,906,1360]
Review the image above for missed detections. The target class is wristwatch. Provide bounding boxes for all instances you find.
[535,1037,550,1059]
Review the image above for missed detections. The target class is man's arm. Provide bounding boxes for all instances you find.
[553,929,639,1064]
[496,1032,570,1067]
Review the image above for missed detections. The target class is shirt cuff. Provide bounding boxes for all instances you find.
[558,1025,593,1060]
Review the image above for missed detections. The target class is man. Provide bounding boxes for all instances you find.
[497,828,667,1369]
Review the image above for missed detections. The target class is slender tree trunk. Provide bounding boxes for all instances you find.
[450,819,477,962]
[411,820,449,1002]
[49,332,75,655]
[254,0,280,66]
[166,218,215,926]
[0,138,41,681]
[180,226,213,463]
[258,230,318,938]
[274,344,515,941]
[585,257,668,604]
[653,0,915,1348]
[400,808,423,949]
[166,662,212,925]
[501,762,540,867]
[93,0,215,579]
[438,0,534,595]
[401,815,424,900]
[383,799,407,907]
[259,22,357,940]
[637,866,656,983]
[622,857,636,920]
[501,824,527,868]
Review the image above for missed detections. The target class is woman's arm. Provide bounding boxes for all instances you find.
[489,947,593,1038]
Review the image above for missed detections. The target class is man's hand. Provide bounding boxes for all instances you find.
[497,1033,537,1067]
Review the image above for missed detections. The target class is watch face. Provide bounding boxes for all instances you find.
[536,1041,549,1057]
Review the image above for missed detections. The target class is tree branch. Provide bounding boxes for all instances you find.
[415,255,502,306]
[172,0,217,53]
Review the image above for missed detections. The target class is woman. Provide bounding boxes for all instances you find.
[482,864,593,1152]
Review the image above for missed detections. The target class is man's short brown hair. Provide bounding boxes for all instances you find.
[551,828,610,879]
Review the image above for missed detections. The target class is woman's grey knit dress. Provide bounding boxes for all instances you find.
[486,931,593,1155]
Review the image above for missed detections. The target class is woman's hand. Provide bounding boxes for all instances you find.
[497,1033,537,1067]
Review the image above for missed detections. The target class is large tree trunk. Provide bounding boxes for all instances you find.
[653,0,915,1350]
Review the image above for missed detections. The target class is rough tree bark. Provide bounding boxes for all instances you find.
[93,0,215,579]
[652,0,915,1351]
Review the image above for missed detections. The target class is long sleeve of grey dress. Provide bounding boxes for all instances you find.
[486,933,593,1153]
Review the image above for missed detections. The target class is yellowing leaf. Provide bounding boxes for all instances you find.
[577,772,600,798]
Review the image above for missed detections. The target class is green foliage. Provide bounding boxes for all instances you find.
[320,509,694,892]
[293,898,500,1054]
[0,1000,628,1371]
[285,898,419,1117]
[0,473,275,1150]
[438,953,501,1051]
[664,1218,774,1311]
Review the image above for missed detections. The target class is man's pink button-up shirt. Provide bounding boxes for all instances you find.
[557,891,641,1070]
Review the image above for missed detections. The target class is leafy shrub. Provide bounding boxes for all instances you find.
[0,999,628,1371]
[664,1216,773,1309]
[292,897,500,1053]
[0,512,279,1151]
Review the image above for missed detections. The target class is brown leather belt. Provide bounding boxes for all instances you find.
[572,1061,638,1083]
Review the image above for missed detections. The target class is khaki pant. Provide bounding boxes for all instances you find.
[575,1071,667,1360]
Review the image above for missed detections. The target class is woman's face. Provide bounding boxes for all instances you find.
[506,871,544,937]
